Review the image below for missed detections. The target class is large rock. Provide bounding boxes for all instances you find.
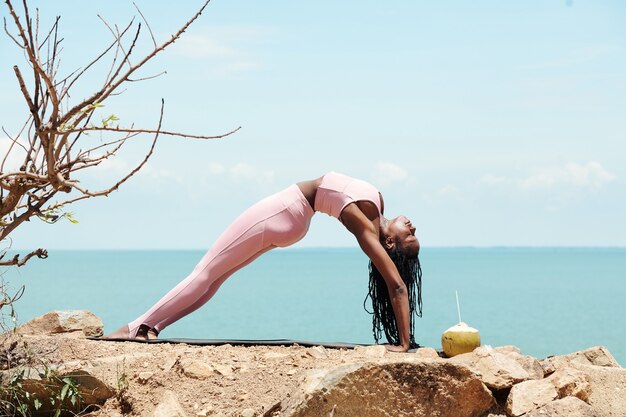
[505,379,558,416]
[151,390,189,417]
[497,349,544,380]
[541,346,621,374]
[572,363,626,417]
[547,367,592,401]
[18,310,103,337]
[539,346,625,416]
[2,369,114,416]
[268,358,494,417]
[450,346,539,390]
[178,358,215,379]
[525,397,599,417]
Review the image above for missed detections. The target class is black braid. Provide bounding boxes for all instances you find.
[363,250,422,348]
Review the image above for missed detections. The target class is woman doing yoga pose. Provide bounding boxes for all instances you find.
[106,172,422,352]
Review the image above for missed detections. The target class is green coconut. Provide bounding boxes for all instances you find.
[441,322,481,357]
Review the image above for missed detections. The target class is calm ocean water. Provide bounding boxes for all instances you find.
[3,248,625,365]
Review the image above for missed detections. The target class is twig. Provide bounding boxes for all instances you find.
[0,248,48,267]
[133,2,157,49]
[50,125,241,140]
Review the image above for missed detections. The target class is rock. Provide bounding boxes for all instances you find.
[505,379,558,416]
[570,363,626,417]
[161,355,179,371]
[137,371,154,384]
[270,358,494,417]
[13,369,114,415]
[501,350,545,380]
[179,358,215,379]
[18,310,103,337]
[241,408,256,417]
[525,397,599,417]
[263,351,290,360]
[547,367,591,401]
[64,370,114,405]
[151,390,189,417]
[414,347,440,359]
[214,364,234,378]
[494,346,521,355]
[541,346,621,374]
[196,407,213,417]
[354,344,386,358]
[450,346,534,389]
[537,347,625,416]
[306,345,329,359]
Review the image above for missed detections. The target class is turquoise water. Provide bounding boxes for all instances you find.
[3,248,625,365]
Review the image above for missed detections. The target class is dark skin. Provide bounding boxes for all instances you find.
[297,176,419,353]
[107,175,420,351]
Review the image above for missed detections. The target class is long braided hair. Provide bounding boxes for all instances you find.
[364,249,423,348]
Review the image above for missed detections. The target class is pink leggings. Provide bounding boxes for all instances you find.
[128,184,314,337]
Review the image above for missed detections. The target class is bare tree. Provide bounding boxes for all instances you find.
[0,0,239,267]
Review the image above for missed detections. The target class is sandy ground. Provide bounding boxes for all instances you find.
[9,333,416,417]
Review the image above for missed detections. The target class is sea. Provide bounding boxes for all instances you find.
[2,247,625,366]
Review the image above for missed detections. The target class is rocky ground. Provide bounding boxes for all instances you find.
[2,311,626,417]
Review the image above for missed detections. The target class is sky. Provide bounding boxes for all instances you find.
[1,0,625,250]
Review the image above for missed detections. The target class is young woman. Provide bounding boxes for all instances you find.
[106,172,422,352]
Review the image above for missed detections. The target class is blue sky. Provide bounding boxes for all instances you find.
[1,0,625,249]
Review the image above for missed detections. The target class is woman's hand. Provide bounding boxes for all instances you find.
[384,344,409,353]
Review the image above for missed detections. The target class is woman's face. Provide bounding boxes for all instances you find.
[388,215,420,257]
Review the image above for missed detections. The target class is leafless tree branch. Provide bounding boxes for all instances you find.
[1,0,234,268]
[0,248,48,267]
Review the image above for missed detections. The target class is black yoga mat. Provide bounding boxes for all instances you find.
[88,337,367,349]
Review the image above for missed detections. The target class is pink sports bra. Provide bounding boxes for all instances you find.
[314,172,382,220]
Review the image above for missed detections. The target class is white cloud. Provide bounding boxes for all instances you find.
[172,25,269,75]
[229,162,274,185]
[519,162,615,189]
[372,161,409,186]
[438,184,458,196]
[481,161,616,190]
[479,174,509,186]
[208,162,225,175]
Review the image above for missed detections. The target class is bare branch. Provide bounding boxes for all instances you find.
[1,0,229,267]
[6,1,60,126]
[97,14,134,72]
[1,127,29,177]
[50,125,241,140]
[133,1,157,49]
[0,248,48,267]
[127,70,166,82]
[44,99,166,212]
[60,18,135,101]
[3,15,24,47]
[12,65,41,127]
[62,0,212,125]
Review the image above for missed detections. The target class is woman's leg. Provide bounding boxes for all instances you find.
[124,184,314,338]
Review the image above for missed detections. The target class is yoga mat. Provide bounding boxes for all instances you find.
[88,337,367,349]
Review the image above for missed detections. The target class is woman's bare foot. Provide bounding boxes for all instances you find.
[102,324,131,339]
[103,324,158,340]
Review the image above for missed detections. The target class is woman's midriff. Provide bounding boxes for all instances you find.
[296,176,322,211]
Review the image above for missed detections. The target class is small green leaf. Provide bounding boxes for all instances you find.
[34,398,42,410]
[60,383,69,401]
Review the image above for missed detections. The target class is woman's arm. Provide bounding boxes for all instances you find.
[341,205,411,352]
